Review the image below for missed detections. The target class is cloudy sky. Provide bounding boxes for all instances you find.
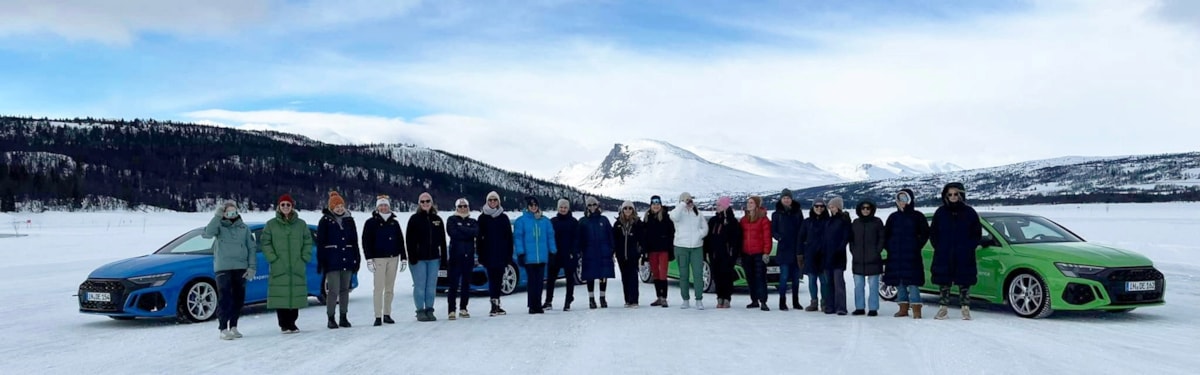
[2,0,1198,179]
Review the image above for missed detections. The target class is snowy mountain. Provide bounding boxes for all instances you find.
[825,157,965,181]
[554,139,844,202]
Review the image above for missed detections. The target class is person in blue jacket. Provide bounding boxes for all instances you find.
[797,198,829,312]
[317,191,360,329]
[823,197,852,315]
[546,198,580,311]
[883,188,930,319]
[446,198,479,320]
[477,191,514,317]
[771,189,805,311]
[579,196,615,309]
[930,182,982,321]
[513,196,558,314]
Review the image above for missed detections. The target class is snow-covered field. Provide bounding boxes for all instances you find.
[2,203,1197,374]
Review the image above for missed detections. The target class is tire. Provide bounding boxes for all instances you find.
[109,316,135,321]
[315,274,328,305]
[702,261,714,293]
[638,261,652,283]
[1007,272,1054,319]
[177,279,218,323]
[500,263,519,296]
[879,284,898,302]
[575,258,585,285]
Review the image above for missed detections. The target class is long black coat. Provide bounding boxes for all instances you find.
[930,203,982,286]
[476,212,514,268]
[850,213,885,276]
[704,208,743,266]
[797,210,829,275]
[822,211,852,271]
[551,212,581,263]
[882,206,930,287]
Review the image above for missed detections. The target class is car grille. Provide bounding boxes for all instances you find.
[1088,267,1165,306]
[79,279,127,312]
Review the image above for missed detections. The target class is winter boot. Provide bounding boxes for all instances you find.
[427,308,438,321]
[220,329,235,340]
[792,289,802,310]
[962,306,972,320]
[747,300,760,309]
[779,296,789,311]
[868,310,878,317]
[449,311,457,320]
[495,300,507,316]
[339,314,352,328]
[600,296,608,308]
[805,300,819,312]
[760,300,770,311]
[327,315,339,329]
[383,315,395,324]
[374,318,383,326]
[489,299,500,317]
[563,301,572,312]
[912,304,924,319]
[460,309,471,319]
[894,303,910,317]
[230,327,242,338]
[934,305,949,320]
[852,309,866,316]
[589,297,598,309]
[416,309,429,322]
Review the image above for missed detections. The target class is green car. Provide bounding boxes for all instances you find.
[638,243,782,292]
[879,212,1166,318]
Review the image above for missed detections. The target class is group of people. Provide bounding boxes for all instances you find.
[203,182,983,340]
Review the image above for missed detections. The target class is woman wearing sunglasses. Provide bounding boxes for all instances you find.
[407,192,447,322]
[578,196,614,309]
[883,189,930,319]
[671,192,709,310]
[446,198,479,320]
[477,191,514,317]
[798,198,830,312]
[261,194,312,333]
[930,182,982,320]
[642,195,675,307]
[612,201,644,308]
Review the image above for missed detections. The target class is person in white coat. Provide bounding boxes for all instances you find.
[671,192,709,309]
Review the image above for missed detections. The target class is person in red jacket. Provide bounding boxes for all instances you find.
[740,195,772,311]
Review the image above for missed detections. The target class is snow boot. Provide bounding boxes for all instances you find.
[912,304,923,319]
[852,309,866,316]
[589,297,598,309]
[327,315,339,329]
[339,314,351,328]
[383,315,395,324]
[868,310,878,317]
[374,318,383,326]
[681,300,691,309]
[934,305,949,320]
[696,300,705,310]
[416,310,429,322]
[489,299,500,317]
[600,296,608,308]
[779,296,789,311]
[760,301,770,311]
[426,308,438,321]
[792,289,803,310]
[805,300,819,312]
[747,300,760,309]
[962,306,972,320]
[894,303,910,317]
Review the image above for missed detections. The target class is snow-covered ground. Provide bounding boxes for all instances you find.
[2,203,1197,374]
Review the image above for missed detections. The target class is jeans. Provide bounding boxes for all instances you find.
[215,269,246,331]
[852,274,880,311]
[896,284,922,305]
[446,255,473,311]
[778,261,801,297]
[410,259,440,312]
[675,247,704,301]
[806,272,828,303]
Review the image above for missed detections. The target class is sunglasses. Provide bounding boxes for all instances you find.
[897,195,912,203]
[456,205,468,208]
[487,198,499,202]
[622,207,634,211]
[279,203,293,207]
[587,203,598,207]
[651,200,662,205]
[947,193,962,197]
[686,200,694,205]
[814,205,826,208]
[419,200,432,204]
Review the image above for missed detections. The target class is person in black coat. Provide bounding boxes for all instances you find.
[642,195,675,307]
[930,182,982,320]
[362,195,405,326]
[704,197,742,308]
[612,201,644,307]
[823,197,852,315]
[547,198,580,311]
[476,191,514,316]
[849,200,885,316]
[882,188,930,319]
[771,189,805,311]
[316,191,360,329]
[407,192,447,322]
[797,198,829,312]
[446,198,479,320]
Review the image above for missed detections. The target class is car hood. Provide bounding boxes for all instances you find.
[1009,242,1152,268]
[88,254,209,279]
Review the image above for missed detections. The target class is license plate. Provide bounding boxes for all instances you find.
[437,270,447,278]
[86,292,111,302]
[1126,281,1156,292]
[767,266,780,274]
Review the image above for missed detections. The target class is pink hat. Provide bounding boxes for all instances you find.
[716,196,732,211]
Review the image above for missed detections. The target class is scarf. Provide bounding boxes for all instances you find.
[482,204,504,218]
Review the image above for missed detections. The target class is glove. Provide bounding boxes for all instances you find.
[243,269,254,281]
[367,259,376,273]
[399,260,408,272]
[762,254,770,264]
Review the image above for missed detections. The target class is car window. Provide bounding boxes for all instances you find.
[252,229,263,253]
[156,229,215,255]
[985,216,1081,245]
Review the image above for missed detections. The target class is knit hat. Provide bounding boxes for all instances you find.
[487,191,501,202]
[620,201,635,210]
[812,197,826,206]
[557,198,571,209]
[679,192,694,202]
[585,196,599,207]
[455,198,470,208]
[650,195,663,205]
[780,188,793,199]
[716,196,732,211]
[828,197,844,210]
[327,191,345,209]
[278,193,295,206]
[525,196,539,207]
[376,195,391,208]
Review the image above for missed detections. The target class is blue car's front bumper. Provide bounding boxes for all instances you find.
[78,278,176,318]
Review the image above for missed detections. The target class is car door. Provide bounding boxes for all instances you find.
[246,229,268,303]
[973,222,1006,300]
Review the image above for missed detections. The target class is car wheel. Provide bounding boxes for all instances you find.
[879,284,898,302]
[575,258,585,285]
[702,261,714,293]
[1007,272,1053,319]
[109,316,135,321]
[638,261,652,283]
[316,274,328,305]
[177,279,218,323]
[500,263,519,296]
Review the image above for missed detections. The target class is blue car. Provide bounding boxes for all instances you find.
[78,223,357,323]
[436,257,582,295]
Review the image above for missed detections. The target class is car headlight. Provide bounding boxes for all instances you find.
[1055,263,1106,278]
[128,273,174,287]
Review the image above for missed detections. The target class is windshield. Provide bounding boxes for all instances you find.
[986,216,1082,245]
[154,228,215,255]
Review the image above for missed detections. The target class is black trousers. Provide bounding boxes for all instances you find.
[215,269,246,331]
[486,264,506,299]
[711,257,737,301]
[617,259,640,304]
[275,309,299,330]
[524,264,546,309]
[742,254,768,302]
[545,255,576,303]
[446,257,474,311]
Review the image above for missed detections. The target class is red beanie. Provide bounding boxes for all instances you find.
[278,194,295,206]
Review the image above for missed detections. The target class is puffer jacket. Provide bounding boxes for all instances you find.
[670,205,708,248]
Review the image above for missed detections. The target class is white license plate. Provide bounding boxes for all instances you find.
[767,266,780,274]
[1126,281,1156,292]
[437,270,447,278]
[86,292,111,302]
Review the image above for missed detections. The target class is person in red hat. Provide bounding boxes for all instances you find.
[261,193,313,333]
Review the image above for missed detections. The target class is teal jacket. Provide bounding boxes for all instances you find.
[203,215,257,272]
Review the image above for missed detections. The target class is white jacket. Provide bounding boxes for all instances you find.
[671,206,708,248]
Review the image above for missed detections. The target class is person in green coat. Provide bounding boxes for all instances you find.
[261,193,313,334]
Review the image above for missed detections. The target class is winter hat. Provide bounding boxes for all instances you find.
[716,196,732,211]
[327,191,345,209]
[585,196,600,207]
[828,197,844,211]
[376,195,391,208]
[455,198,470,208]
[525,196,540,207]
[620,201,635,210]
[650,195,663,205]
[780,189,793,199]
[812,197,826,206]
[679,192,694,202]
[557,198,571,210]
[487,191,501,202]
[278,194,295,206]
[897,189,916,204]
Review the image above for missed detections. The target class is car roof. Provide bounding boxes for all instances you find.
[923,211,1038,219]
